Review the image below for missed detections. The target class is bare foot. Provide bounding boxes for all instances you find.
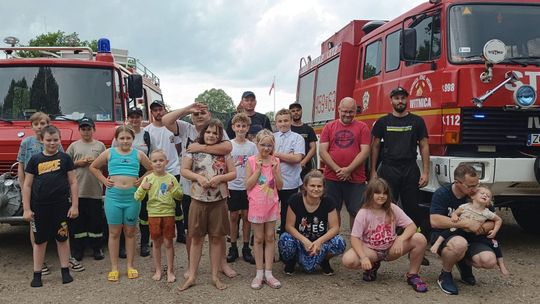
[177,277,196,292]
[220,263,238,278]
[152,271,162,281]
[167,272,176,283]
[213,277,228,290]
[499,264,510,277]
[430,244,439,254]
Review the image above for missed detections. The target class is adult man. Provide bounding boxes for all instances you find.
[430,164,497,295]
[289,103,317,180]
[144,100,186,244]
[370,87,430,234]
[319,97,370,229]
[162,102,236,279]
[226,91,272,139]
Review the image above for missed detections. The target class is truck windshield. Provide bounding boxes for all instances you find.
[0,66,113,121]
[449,4,540,64]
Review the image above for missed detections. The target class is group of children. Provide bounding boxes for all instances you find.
[21,109,508,293]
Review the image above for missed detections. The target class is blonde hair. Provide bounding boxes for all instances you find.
[255,129,275,145]
[29,112,50,125]
[275,108,291,118]
[471,185,493,206]
[231,112,251,126]
[150,149,167,160]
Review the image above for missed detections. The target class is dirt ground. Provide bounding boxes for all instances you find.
[0,209,539,304]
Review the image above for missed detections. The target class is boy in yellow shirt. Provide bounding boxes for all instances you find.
[135,149,182,282]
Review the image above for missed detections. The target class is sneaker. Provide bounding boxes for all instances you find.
[406,273,428,292]
[456,259,476,286]
[284,260,295,275]
[69,257,85,272]
[140,243,150,257]
[93,248,105,261]
[226,246,239,263]
[176,234,186,244]
[320,259,334,276]
[242,247,256,264]
[362,261,381,282]
[41,263,51,276]
[72,249,83,261]
[437,271,458,295]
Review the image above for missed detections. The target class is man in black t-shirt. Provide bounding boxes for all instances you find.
[289,103,318,180]
[226,91,272,139]
[370,87,430,237]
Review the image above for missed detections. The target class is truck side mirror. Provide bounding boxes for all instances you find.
[127,74,143,99]
[401,28,417,61]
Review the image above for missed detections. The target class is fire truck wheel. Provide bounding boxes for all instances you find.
[511,204,540,234]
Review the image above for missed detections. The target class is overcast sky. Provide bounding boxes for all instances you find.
[4,0,424,114]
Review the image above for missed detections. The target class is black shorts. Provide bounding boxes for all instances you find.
[227,190,248,212]
[431,233,495,258]
[31,202,70,244]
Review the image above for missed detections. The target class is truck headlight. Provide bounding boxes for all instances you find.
[513,85,536,108]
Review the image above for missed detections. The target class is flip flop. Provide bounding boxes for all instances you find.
[127,268,139,279]
[108,270,119,282]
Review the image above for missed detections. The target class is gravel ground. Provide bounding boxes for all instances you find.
[0,209,539,304]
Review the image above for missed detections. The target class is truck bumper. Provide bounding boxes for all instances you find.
[428,156,540,197]
[0,216,25,225]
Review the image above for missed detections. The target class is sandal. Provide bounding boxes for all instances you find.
[250,276,263,290]
[127,268,139,279]
[362,261,381,282]
[264,276,282,289]
[69,257,85,272]
[107,270,119,282]
[406,273,428,292]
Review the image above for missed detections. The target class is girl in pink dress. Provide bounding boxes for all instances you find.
[245,129,283,289]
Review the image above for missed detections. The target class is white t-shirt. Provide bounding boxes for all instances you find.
[228,139,257,190]
[144,123,181,176]
[176,120,229,196]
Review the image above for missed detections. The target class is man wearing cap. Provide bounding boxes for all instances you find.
[144,100,186,244]
[226,91,272,139]
[370,87,430,239]
[319,97,371,229]
[66,117,107,261]
[111,106,153,258]
[289,103,317,180]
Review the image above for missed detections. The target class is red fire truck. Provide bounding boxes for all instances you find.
[296,0,540,233]
[0,38,162,223]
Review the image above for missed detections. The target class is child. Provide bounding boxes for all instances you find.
[22,125,79,287]
[66,117,107,261]
[273,109,305,236]
[430,186,509,276]
[17,112,84,274]
[245,129,284,289]
[178,119,236,291]
[342,178,428,293]
[135,149,183,283]
[226,113,257,264]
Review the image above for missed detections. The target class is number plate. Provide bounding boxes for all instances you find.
[527,134,540,146]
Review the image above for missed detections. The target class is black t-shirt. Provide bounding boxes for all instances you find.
[25,151,74,206]
[291,124,317,171]
[371,113,428,165]
[226,112,272,139]
[288,192,336,241]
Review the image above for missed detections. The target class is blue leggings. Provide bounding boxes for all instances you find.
[278,232,346,272]
[104,187,140,226]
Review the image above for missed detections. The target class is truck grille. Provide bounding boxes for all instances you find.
[461,108,532,146]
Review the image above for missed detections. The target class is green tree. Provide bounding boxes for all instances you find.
[265,111,275,121]
[29,67,60,114]
[17,31,97,58]
[195,88,235,113]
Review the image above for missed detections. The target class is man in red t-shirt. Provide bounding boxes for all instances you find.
[319,97,371,230]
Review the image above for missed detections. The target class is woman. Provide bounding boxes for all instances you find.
[90,126,152,281]
[278,170,346,275]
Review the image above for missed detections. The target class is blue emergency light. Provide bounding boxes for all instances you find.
[97,38,111,53]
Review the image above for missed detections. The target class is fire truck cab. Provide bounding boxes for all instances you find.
[0,38,162,224]
[297,0,540,233]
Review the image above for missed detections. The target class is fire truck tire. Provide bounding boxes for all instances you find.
[511,204,540,234]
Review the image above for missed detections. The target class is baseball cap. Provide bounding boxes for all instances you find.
[242,91,256,99]
[150,100,165,109]
[289,103,302,110]
[127,106,143,117]
[390,87,409,98]
[79,117,95,128]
